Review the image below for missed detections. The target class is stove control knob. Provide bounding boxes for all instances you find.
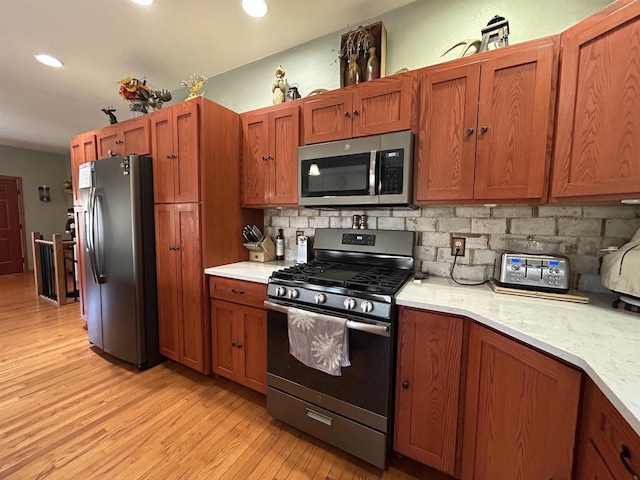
[361,301,374,313]
[314,293,327,304]
[275,287,287,297]
[288,289,299,299]
[344,298,356,310]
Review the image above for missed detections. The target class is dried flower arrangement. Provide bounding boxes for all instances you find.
[181,73,207,100]
[118,77,172,114]
[338,25,375,61]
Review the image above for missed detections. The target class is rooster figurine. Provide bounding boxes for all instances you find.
[101,107,118,125]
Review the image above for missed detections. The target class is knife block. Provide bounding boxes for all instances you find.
[244,236,276,262]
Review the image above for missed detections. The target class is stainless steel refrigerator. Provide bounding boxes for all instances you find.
[80,154,161,369]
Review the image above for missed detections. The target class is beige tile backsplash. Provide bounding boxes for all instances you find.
[264,205,640,287]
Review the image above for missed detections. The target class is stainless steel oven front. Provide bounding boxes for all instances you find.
[265,299,395,469]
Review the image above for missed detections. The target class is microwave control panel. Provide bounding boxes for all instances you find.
[379,149,404,195]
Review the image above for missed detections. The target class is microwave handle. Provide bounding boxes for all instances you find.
[369,150,377,196]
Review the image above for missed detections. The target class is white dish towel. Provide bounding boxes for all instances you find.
[287,307,351,376]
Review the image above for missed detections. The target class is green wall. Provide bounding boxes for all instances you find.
[0,145,71,270]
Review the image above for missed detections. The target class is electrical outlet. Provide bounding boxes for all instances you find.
[451,237,466,256]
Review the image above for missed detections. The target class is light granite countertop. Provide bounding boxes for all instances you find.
[205,262,640,436]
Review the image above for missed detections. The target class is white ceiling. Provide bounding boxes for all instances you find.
[0,0,415,156]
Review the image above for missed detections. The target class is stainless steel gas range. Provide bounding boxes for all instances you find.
[264,228,415,469]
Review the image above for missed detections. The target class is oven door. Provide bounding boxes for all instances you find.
[265,300,393,429]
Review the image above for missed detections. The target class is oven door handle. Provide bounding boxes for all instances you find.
[264,300,390,337]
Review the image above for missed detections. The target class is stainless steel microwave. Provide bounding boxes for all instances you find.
[298,130,414,207]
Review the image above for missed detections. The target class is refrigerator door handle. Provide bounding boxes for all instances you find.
[94,193,106,284]
[88,186,101,284]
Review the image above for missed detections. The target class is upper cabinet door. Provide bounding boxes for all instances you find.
[70,133,97,205]
[121,117,150,155]
[96,126,119,159]
[241,112,270,206]
[151,109,175,203]
[303,91,353,144]
[172,101,200,203]
[352,74,413,137]
[552,4,640,200]
[414,63,480,203]
[150,101,199,203]
[268,105,299,206]
[474,44,554,200]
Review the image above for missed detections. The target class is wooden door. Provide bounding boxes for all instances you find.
[150,109,175,203]
[175,203,205,373]
[154,204,180,362]
[552,4,640,200]
[461,323,581,480]
[474,44,554,200]
[302,91,353,144]
[575,441,617,480]
[268,105,299,206]
[121,117,150,155]
[172,101,200,203]
[414,63,480,203]
[96,126,119,158]
[70,133,96,205]
[241,113,270,206]
[0,177,24,275]
[395,309,464,477]
[211,299,239,380]
[237,304,267,394]
[73,206,87,321]
[352,74,413,137]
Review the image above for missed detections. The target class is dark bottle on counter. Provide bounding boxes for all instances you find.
[276,229,285,261]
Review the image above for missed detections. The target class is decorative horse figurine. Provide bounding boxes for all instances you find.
[101,107,118,125]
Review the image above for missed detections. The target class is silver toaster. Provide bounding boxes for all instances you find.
[494,253,570,293]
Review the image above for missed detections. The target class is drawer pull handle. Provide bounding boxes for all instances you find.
[231,289,245,295]
[306,408,332,426]
[620,445,640,480]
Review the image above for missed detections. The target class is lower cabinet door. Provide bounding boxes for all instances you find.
[154,204,180,362]
[461,323,581,480]
[237,304,267,394]
[394,308,465,477]
[211,299,239,379]
[575,441,617,480]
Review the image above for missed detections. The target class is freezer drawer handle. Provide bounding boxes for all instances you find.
[306,408,332,426]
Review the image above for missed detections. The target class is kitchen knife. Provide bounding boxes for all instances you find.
[252,225,263,241]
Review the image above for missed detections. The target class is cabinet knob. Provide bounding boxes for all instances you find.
[174,246,180,251]
[344,111,350,118]
[262,156,268,161]
[237,343,243,349]
[171,154,177,159]
[353,109,359,116]
[232,342,237,347]
[466,128,474,135]
[481,126,488,133]
[620,444,640,479]
[402,381,409,389]
[115,140,124,145]
[268,155,274,160]
[166,154,172,159]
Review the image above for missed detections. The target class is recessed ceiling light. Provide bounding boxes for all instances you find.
[131,0,153,5]
[34,54,63,68]
[242,0,268,17]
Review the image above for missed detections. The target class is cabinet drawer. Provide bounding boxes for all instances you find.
[208,276,266,309]
[581,380,640,479]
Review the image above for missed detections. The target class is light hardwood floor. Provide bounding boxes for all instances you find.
[0,272,452,480]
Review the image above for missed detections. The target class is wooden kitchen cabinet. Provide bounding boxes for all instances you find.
[95,116,150,158]
[69,132,97,205]
[155,203,205,372]
[209,277,267,394]
[394,308,466,478]
[150,100,200,203]
[302,73,413,144]
[551,1,640,202]
[461,323,581,480]
[574,378,640,480]
[414,38,557,203]
[73,206,87,321]
[241,103,299,207]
